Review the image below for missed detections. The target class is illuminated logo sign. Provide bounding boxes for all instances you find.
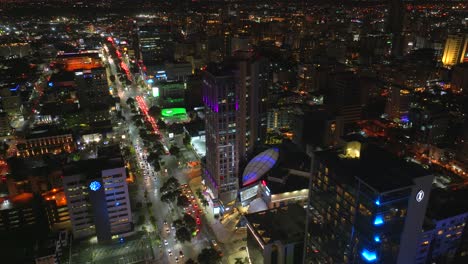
[416,190,424,203]
[89,181,101,191]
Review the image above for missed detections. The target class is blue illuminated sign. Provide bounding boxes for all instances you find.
[89,181,101,191]
[374,235,381,243]
[374,215,384,226]
[375,199,380,206]
[147,79,154,84]
[361,249,377,262]
[48,82,54,87]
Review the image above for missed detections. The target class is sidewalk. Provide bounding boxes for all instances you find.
[187,176,233,244]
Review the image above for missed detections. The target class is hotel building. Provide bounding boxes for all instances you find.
[304,141,433,263]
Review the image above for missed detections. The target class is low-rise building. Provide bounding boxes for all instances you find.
[244,204,305,264]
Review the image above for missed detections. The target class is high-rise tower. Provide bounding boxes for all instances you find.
[387,0,405,57]
[202,63,241,206]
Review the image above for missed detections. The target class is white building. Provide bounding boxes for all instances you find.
[63,157,132,242]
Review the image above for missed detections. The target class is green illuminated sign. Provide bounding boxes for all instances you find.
[161,108,187,117]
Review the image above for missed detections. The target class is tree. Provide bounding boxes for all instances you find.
[185,259,196,264]
[152,160,161,172]
[147,152,160,163]
[169,145,180,157]
[197,248,221,264]
[177,195,190,208]
[182,213,197,232]
[137,214,145,225]
[132,114,144,122]
[160,177,181,204]
[196,189,202,198]
[161,192,176,203]
[148,106,161,119]
[183,133,191,146]
[157,119,167,129]
[135,202,143,210]
[126,97,135,106]
[175,227,192,243]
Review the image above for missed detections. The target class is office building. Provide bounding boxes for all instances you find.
[304,141,433,264]
[245,204,305,264]
[387,0,405,57]
[326,71,363,132]
[441,34,468,67]
[451,63,468,94]
[202,63,241,207]
[267,108,293,131]
[138,24,174,64]
[385,86,411,122]
[291,107,343,151]
[63,157,132,242]
[235,52,269,156]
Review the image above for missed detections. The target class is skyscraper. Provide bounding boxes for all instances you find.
[304,141,433,264]
[387,0,405,57]
[441,34,468,67]
[202,63,241,207]
[235,51,269,157]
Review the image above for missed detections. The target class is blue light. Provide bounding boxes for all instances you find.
[374,235,381,243]
[147,79,154,84]
[89,181,101,191]
[361,249,377,262]
[119,237,124,243]
[375,199,380,206]
[48,82,53,87]
[9,85,19,92]
[374,215,384,226]
[116,202,120,206]
[242,172,257,183]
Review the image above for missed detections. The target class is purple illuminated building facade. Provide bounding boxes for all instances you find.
[202,63,242,205]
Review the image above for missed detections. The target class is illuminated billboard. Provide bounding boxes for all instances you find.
[161,108,187,117]
[152,87,159,97]
[240,184,259,203]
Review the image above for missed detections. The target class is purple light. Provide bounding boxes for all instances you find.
[214,103,219,112]
[401,115,409,123]
[235,100,239,110]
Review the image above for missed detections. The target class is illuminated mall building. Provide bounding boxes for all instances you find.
[63,157,132,242]
[304,141,433,264]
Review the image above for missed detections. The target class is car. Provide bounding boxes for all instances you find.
[175,256,179,262]
[166,228,170,233]
[194,204,198,208]
[167,249,173,256]
[179,251,184,258]
[164,239,168,246]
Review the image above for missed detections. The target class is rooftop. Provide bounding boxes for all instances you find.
[245,203,305,245]
[316,143,430,192]
[63,156,125,180]
[426,188,468,221]
[242,148,279,187]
